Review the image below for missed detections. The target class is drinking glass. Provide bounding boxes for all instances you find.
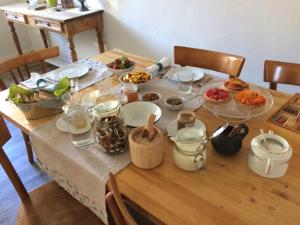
[64,104,94,149]
[96,77,113,96]
[177,70,194,94]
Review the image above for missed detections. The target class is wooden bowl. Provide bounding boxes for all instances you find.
[129,126,163,169]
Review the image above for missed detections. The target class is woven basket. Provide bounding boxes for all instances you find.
[14,97,64,120]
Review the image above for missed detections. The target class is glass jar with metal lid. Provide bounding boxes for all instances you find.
[171,127,207,171]
[92,100,128,154]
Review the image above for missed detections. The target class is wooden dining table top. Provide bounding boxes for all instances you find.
[0,50,299,225]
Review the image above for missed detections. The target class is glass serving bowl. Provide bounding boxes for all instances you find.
[199,80,274,122]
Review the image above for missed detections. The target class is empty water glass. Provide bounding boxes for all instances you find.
[64,104,94,149]
[177,69,194,94]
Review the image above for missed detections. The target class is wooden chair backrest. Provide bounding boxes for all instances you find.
[0,47,59,90]
[174,46,245,77]
[107,173,137,225]
[264,60,300,90]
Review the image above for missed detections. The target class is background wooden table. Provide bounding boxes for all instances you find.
[0,50,299,225]
[0,3,104,62]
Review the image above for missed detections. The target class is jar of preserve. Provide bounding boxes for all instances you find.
[171,127,207,171]
[123,83,138,103]
[92,100,128,154]
[177,111,196,130]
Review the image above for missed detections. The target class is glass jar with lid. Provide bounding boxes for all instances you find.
[248,133,292,178]
[171,127,207,171]
[92,100,128,154]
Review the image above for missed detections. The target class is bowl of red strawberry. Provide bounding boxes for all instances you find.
[106,56,135,75]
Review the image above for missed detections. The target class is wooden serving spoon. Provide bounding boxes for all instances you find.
[142,114,156,141]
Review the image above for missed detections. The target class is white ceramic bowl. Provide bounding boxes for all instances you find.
[107,62,136,76]
[141,91,161,105]
[119,72,152,90]
[121,101,161,127]
[164,95,185,111]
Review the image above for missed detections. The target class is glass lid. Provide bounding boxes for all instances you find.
[175,127,206,144]
[92,100,120,115]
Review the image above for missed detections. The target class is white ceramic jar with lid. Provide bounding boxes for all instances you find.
[248,133,292,178]
[171,127,207,171]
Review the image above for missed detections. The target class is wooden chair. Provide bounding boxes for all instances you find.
[106,173,138,225]
[174,46,245,77]
[264,60,300,90]
[0,47,59,164]
[0,116,104,225]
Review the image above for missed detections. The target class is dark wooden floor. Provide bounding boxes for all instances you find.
[0,120,50,225]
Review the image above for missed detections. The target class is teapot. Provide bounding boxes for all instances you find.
[211,123,249,155]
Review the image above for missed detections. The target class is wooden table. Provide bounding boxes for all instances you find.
[1,50,299,225]
[0,3,104,62]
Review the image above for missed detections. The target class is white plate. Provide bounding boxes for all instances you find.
[167,119,206,137]
[56,114,95,133]
[49,65,90,81]
[166,66,204,82]
[121,101,161,127]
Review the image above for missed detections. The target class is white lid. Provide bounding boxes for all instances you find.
[251,134,292,161]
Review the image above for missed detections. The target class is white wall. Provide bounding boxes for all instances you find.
[0,0,33,60]
[3,0,300,93]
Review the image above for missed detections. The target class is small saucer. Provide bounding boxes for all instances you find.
[167,119,206,137]
[56,116,69,133]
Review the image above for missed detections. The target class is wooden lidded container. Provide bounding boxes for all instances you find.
[129,126,163,169]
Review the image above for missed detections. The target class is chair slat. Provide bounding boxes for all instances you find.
[17,68,25,81]
[108,173,138,225]
[10,71,19,84]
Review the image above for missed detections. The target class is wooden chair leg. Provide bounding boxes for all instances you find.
[0,147,29,200]
[21,131,34,163]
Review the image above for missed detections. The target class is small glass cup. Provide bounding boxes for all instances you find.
[177,70,194,94]
[122,83,138,103]
[64,104,94,149]
[96,77,113,96]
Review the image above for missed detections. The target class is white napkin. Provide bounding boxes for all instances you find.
[21,72,47,89]
[146,57,171,73]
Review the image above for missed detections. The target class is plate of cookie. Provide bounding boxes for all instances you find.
[199,78,273,121]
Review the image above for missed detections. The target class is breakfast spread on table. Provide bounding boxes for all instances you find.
[5,53,294,179]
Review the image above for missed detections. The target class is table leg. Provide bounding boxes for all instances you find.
[8,21,31,75]
[95,23,105,53]
[66,35,78,62]
[21,131,34,164]
[39,29,49,48]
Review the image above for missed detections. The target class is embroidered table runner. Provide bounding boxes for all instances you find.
[30,118,131,224]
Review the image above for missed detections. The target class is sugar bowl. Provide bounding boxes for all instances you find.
[248,132,293,178]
